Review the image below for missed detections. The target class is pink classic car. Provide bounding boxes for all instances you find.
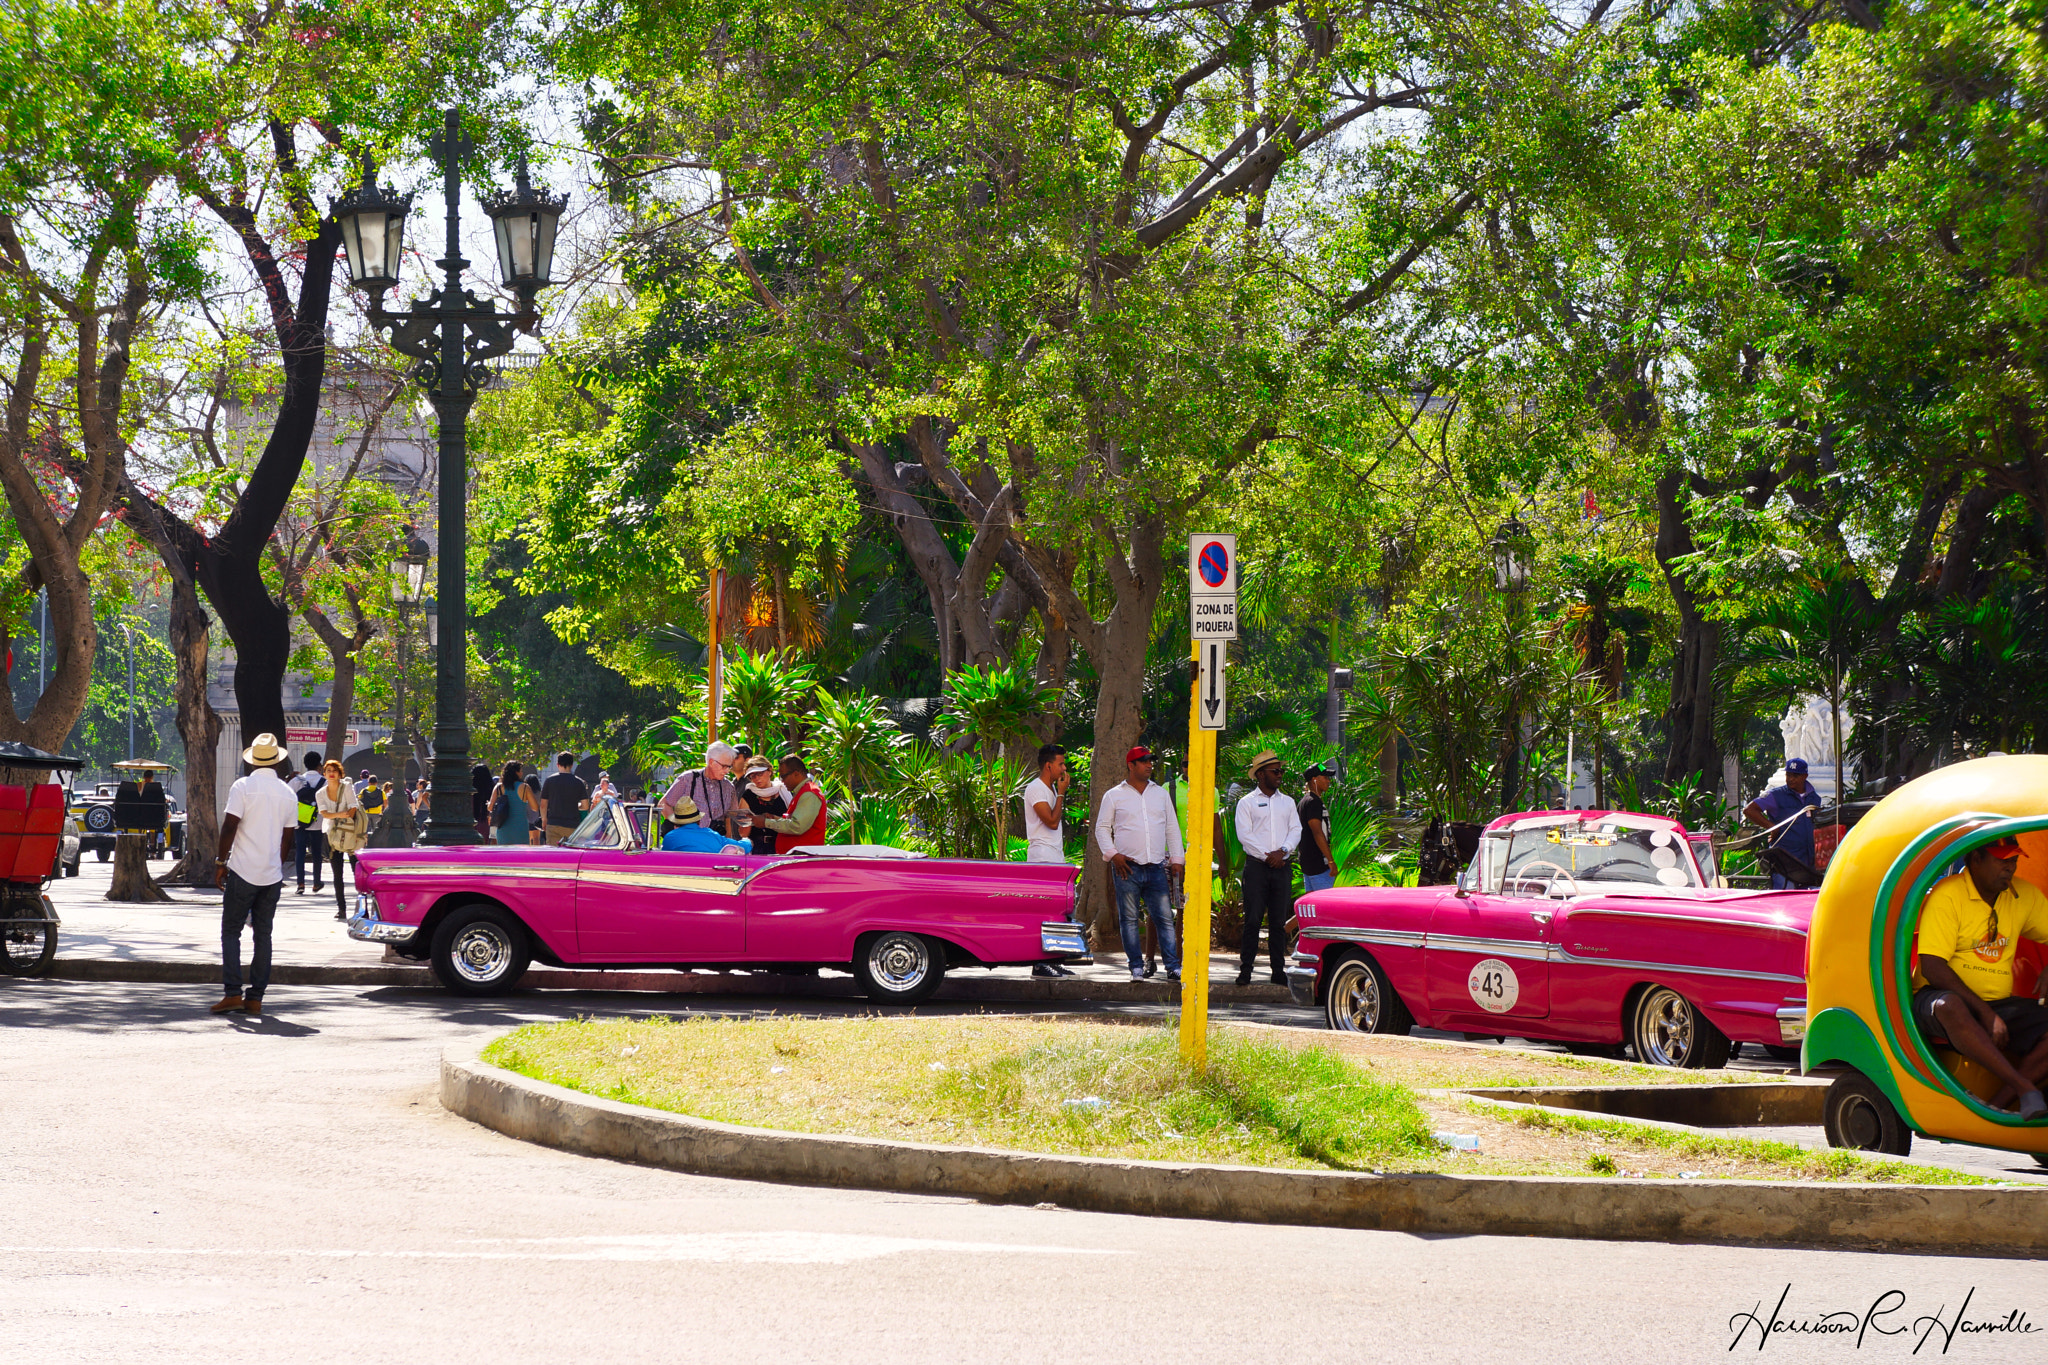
[1288,809,1816,1067]
[347,799,1087,1003]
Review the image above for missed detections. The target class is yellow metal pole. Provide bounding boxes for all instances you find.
[706,568,722,743]
[1179,637,1215,1067]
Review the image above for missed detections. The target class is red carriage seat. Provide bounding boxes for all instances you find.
[11,784,64,882]
[0,785,26,882]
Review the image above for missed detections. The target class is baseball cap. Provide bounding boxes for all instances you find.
[1785,757,1808,774]
[1126,746,1155,763]
[1305,763,1335,779]
[1982,837,2023,859]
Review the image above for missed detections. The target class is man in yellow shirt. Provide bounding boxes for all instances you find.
[1913,838,2048,1119]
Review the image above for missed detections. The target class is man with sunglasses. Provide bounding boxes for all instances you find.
[1094,746,1184,981]
[1235,750,1300,987]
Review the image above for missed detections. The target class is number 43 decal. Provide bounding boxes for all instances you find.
[1466,957,1520,1014]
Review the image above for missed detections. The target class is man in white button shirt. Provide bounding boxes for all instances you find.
[1093,746,1184,981]
[213,733,300,1017]
[1235,749,1300,987]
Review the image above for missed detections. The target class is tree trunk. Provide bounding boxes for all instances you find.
[1655,468,1721,785]
[107,832,171,903]
[162,582,221,886]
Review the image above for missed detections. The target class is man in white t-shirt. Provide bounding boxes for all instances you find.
[1021,743,1074,978]
[212,733,299,1018]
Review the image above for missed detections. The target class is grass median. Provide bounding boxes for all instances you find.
[485,1015,1437,1170]
[481,1015,2000,1184]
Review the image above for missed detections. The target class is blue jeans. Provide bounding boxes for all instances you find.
[221,871,282,999]
[1113,861,1178,973]
[1302,871,1336,893]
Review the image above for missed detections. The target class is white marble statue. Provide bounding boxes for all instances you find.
[1779,695,1855,797]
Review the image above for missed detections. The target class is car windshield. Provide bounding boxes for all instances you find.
[562,799,654,851]
[1482,816,1697,893]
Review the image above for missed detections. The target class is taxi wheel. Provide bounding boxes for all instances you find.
[855,931,947,1006]
[1323,954,1413,1035]
[430,906,530,997]
[1823,1073,1913,1157]
[1629,986,1731,1069]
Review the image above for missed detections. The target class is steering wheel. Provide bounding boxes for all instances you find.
[1576,858,1657,883]
[1507,859,1579,899]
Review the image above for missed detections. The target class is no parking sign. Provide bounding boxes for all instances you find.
[1189,533,1237,640]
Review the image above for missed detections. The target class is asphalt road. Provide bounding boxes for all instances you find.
[2,979,2041,1364]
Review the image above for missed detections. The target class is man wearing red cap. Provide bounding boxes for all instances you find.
[1093,746,1184,981]
[1913,838,2048,1120]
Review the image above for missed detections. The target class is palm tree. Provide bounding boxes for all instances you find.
[933,662,1056,855]
[720,649,817,756]
[809,687,908,842]
[1725,568,1888,804]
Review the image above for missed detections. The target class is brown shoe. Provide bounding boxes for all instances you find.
[210,995,245,1013]
[243,999,263,1016]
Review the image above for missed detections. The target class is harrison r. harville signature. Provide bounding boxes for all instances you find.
[1729,1286,2039,1352]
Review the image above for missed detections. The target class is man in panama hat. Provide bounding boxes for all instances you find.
[1234,749,1300,987]
[212,733,298,1017]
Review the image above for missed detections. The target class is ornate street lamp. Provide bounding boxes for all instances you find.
[333,109,567,846]
[378,532,432,848]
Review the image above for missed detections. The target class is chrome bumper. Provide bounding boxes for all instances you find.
[1040,921,1089,958]
[1776,1004,1808,1044]
[347,893,421,945]
[1285,950,1318,1007]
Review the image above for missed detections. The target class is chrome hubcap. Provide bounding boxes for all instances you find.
[450,923,514,983]
[870,934,930,991]
[1331,963,1380,1031]
[1638,989,1694,1065]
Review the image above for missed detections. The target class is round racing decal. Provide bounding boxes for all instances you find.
[1467,957,1519,1014]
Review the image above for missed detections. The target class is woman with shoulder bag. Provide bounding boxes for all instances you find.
[315,761,364,919]
[490,761,532,846]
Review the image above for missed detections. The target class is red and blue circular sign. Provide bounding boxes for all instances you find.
[1197,540,1230,588]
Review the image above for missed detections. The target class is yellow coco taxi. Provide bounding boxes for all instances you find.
[1808,754,2048,1163]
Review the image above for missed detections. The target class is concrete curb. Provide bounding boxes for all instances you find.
[37,957,1295,1005]
[440,1039,2048,1257]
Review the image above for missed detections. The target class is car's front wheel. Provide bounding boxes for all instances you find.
[854,931,946,1005]
[1629,986,1731,1068]
[1823,1072,1913,1156]
[1323,954,1413,1035]
[430,905,530,997]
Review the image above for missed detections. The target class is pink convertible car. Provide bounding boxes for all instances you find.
[347,799,1087,1004]
[1289,809,1816,1068]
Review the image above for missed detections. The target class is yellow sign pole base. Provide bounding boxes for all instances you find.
[1179,640,1215,1068]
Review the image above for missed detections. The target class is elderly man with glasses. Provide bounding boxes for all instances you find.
[659,741,743,840]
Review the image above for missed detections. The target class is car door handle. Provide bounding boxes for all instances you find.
[714,864,744,872]
[1530,911,1553,925]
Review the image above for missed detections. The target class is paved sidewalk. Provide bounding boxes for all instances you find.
[43,858,1297,1001]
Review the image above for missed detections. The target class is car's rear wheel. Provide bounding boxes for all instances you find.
[1823,1072,1913,1156]
[1629,986,1731,1069]
[1324,954,1413,1035]
[430,905,530,997]
[854,931,946,1005]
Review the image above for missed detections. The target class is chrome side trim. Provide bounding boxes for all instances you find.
[1564,906,1808,937]
[1311,926,1427,950]
[578,869,743,896]
[1552,944,1804,985]
[1424,932,1553,963]
[371,863,579,882]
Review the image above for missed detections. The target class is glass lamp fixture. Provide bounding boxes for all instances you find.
[333,162,414,293]
[1490,517,1532,594]
[480,156,569,294]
